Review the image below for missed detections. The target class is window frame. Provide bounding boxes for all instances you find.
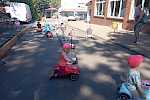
[107,0,124,19]
[94,0,106,17]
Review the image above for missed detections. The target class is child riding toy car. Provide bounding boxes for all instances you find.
[43,23,54,38]
[48,43,80,81]
[117,55,148,100]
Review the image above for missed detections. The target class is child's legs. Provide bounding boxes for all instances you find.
[16,24,20,31]
[134,32,139,42]
[16,25,19,31]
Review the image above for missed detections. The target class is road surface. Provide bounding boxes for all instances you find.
[0,24,150,100]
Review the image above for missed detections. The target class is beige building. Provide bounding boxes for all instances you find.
[59,0,90,20]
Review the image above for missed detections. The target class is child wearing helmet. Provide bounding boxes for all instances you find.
[127,55,146,99]
[44,23,53,38]
[59,43,73,65]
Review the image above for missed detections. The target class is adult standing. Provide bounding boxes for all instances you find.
[134,4,144,43]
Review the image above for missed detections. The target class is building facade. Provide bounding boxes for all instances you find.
[59,0,90,20]
[90,0,150,30]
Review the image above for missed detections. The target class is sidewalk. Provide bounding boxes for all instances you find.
[68,21,113,40]
[0,24,31,59]
[67,21,150,58]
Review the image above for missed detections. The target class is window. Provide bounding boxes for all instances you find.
[95,0,106,16]
[108,0,126,18]
[143,0,150,15]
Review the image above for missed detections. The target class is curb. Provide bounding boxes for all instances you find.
[0,26,30,59]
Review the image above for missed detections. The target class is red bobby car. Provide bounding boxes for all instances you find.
[48,51,80,81]
[36,28,43,32]
[48,64,80,81]
[47,31,53,38]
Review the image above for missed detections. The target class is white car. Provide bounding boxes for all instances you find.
[5,2,32,22]
[67,16,76,21]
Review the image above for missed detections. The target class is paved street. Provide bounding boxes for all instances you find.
[0,23,150,100]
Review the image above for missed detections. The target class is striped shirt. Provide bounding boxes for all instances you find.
[127,69,142,91]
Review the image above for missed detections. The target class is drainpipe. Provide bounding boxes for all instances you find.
[122,0,132,30]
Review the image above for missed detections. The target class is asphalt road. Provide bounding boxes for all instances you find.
[0,25,150,100]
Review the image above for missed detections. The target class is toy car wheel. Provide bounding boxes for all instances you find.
[48,70,55,80]
[118,93,130,100]
[70,74,79,81]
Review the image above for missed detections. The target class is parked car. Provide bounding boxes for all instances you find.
[67,16,80,21]
[67,16,76,21]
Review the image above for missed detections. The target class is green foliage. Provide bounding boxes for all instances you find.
[50,0,61,8]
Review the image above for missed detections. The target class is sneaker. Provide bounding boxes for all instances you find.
[134,41,142,45]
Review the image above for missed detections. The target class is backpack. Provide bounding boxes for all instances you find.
[141,14,148,23]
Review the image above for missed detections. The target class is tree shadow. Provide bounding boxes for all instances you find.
[0,30,64,99]
[0,28,125,100]
[108,31,150,57]
[0,27,150,100]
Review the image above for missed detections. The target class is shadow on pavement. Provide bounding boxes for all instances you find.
[107,31,150,58]
[0,28,150,100]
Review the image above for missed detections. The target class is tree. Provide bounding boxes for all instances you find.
[50,0,61,8]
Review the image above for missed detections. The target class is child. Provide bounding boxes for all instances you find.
[59,43,73,65]
[44,23,53,38]
[86,25,93,39]
[60,23,66,33]
[15,19,20,31]
[37,21,42,29]
[37,21,42,32]
[127,55,146,99]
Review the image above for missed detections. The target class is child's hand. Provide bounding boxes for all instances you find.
[135,85,146,99]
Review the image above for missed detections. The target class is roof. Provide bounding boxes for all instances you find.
[61,8,87,12]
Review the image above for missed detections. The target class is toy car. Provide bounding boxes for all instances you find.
[48,64,80,81]
[117,82,132,100]
[46,31,53,38]
[117,80,150,100]
[36,28,42,32]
